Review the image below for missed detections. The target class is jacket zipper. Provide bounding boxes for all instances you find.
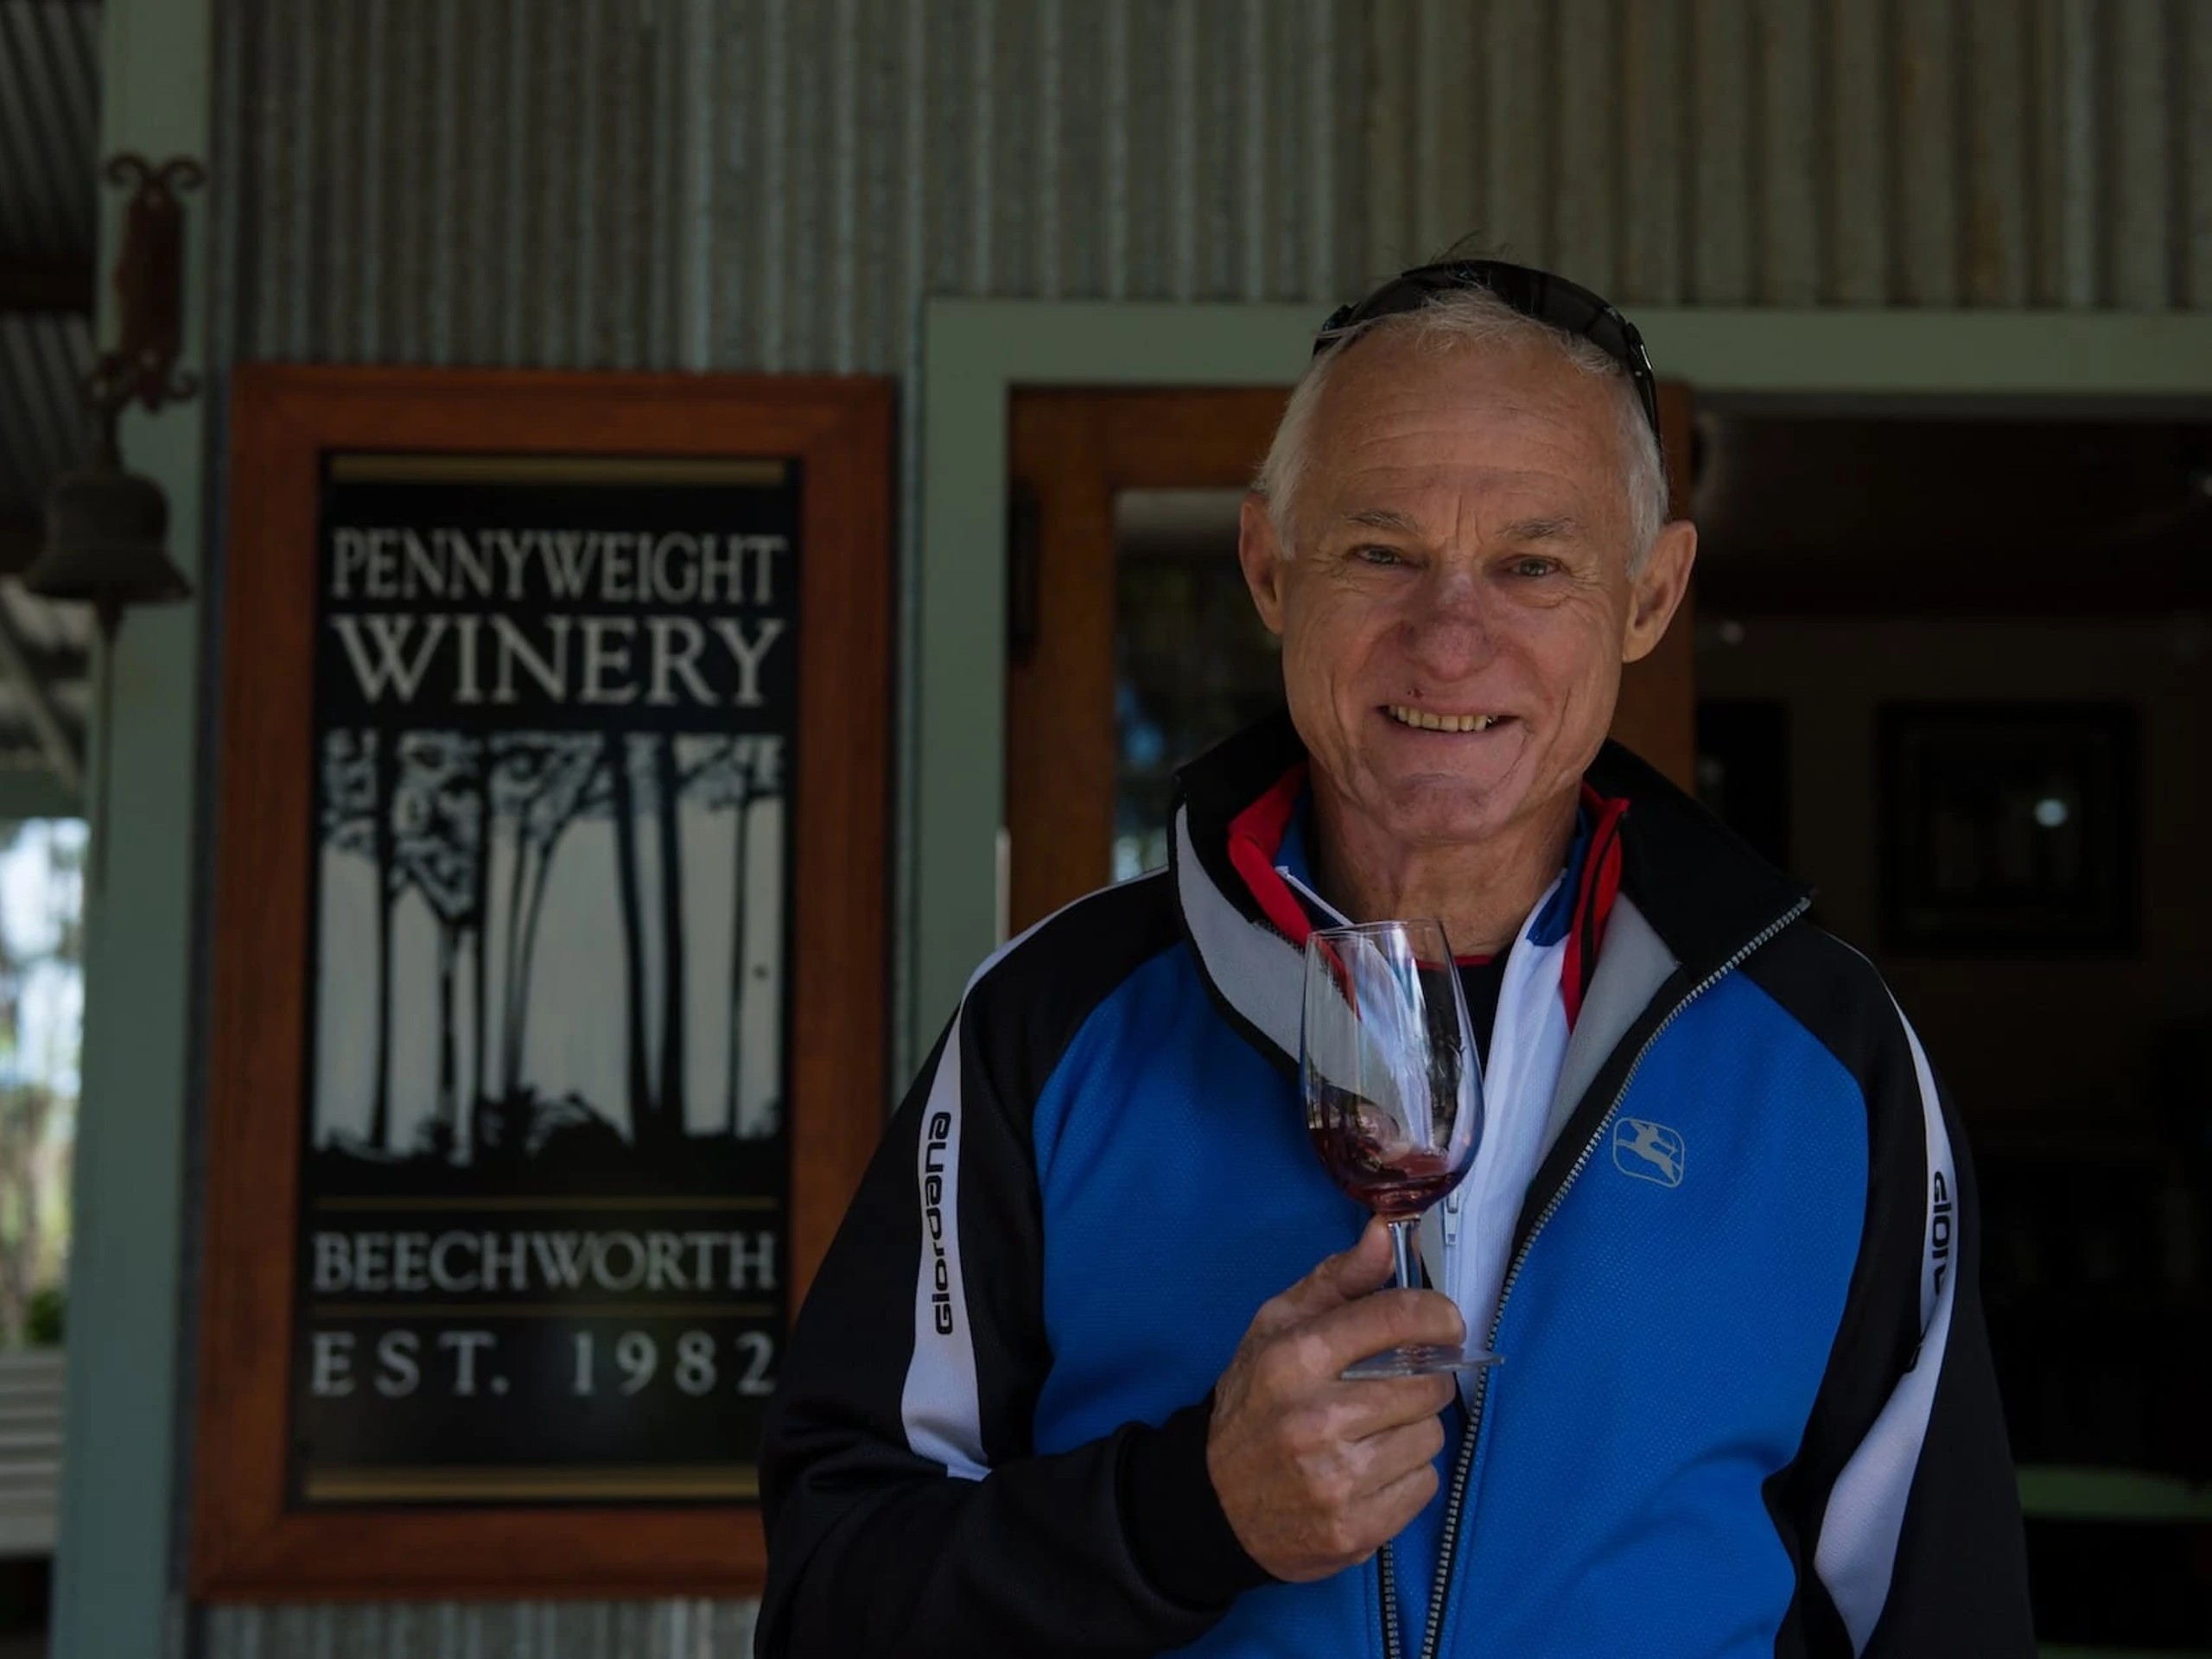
[1377,1528,1402,1659]
[1377,896,1810,1659]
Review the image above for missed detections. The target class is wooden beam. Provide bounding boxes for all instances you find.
[0,259,94,315]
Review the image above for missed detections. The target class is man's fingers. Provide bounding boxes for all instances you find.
[1245,1219,1396,1339]
[1293,1287,1466,1377]
[1352,1458,1444,1543]
[1347,1414,1450,1500]
[1306,1368,1455,1441]
[1211,1234,1463,1586]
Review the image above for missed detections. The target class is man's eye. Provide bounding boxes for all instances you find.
[1508,556,1559,578]
[1354,545,1408,568]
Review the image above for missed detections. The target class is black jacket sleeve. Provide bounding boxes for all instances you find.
[1854,1097,2035,1657]
[1751,932,2035,1656]
[756,948,1269,1659]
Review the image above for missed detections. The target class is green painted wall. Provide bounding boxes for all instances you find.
[50,1,212,1656]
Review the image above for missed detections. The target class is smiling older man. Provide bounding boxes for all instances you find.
[757,262,2033,1658]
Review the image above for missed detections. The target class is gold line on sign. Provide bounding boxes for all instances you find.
[308,1302,777,1320]
[312,1195,779,1212]
[303,1465,760,1503]
[327,454,789,486]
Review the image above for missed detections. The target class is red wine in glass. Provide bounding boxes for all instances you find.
[1301,919,1498,1378]
[1309,1103,1464,1218]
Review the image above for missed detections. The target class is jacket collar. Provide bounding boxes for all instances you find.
[1168,710,1811,1073]
[1579,733,1812,976]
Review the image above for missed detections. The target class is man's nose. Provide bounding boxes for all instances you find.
[1398,567,1496,678]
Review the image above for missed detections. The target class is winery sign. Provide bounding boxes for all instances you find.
[196,371,891,1599]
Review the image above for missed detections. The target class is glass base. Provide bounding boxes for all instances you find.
[1342,1345,1501,1380]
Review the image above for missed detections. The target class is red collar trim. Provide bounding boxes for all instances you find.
[1224,766,1628,1029]
[1563,785,1630,1027]
[1224,761,1313,944]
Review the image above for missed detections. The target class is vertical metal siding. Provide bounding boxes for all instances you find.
[216,0,2212,372]
[2190,0,2212,310]
[1962,0,2031,308]
[0,312,93,517]
[0,0,100,264]
[198,2,2212,1652]
[2033,0,2099,305]
[1753,2,1819,306]
[1892,0,1961,305]
[0,0,102,527]
[1688,0,1750,302]
[207,1598,758,1657]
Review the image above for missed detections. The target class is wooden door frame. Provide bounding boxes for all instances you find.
[1006,387,1294,932]
[909,300,2212,1083]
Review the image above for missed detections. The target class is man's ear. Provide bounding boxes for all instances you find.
[1238,493,1288,636]
[1622,518,1697,664]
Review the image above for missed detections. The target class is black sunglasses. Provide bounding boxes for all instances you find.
[1313,258,1663,458]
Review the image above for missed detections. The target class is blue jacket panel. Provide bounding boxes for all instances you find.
[1026,951,1872,1658]
[1446,973,1870,1658]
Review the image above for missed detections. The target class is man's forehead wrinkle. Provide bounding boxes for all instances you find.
[1344,505,1425,533]
[1325,498,1585,548]
[1497,513,1585,542]
[1318,471,1591,543]
[1319,404,1605,499]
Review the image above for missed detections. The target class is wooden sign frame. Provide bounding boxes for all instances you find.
[194,367,893,1599]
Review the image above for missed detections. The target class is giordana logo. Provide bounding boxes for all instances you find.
[1613,1118,1685,1187]
[922,1110,956,1334]
[1929,1168,1953,1298]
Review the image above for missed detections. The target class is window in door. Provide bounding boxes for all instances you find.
[1112,489,1280,881]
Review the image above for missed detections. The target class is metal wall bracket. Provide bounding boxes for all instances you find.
[89,153,206,421]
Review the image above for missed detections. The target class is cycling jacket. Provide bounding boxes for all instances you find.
[758,712,2034,1658]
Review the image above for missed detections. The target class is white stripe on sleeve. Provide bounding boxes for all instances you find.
[1813,998,1961,1653]
[898,1021,988,1481]
[893,877,1161,1483]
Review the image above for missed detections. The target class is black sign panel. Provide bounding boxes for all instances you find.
[293,454,798,1505]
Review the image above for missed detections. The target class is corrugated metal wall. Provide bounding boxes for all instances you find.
[200,1,2211,1652]
[214,0,2212,379]
[0,1,99,775]
[213,0,1370,371]
[0,0,101,528]
[206,1600,756,1658]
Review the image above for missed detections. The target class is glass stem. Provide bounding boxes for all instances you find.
[1389,1217,1421,1292]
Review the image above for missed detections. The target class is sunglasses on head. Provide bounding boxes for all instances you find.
[1313,258,1663,458]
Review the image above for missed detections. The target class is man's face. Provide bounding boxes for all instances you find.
[1238,331,1694,851]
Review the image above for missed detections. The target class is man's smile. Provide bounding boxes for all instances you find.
[1382,704,1515,734]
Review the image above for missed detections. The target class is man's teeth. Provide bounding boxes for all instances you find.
[1388,705,1501,733]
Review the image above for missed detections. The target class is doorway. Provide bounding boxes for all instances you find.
[1689,404,2212,1653]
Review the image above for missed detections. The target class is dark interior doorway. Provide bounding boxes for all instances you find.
[1690,404,2212,1653]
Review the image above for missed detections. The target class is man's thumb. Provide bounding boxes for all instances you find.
[1258,1218,1396,1332]
[1323,1217,1398,1298]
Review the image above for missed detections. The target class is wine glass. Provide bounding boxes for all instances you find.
[1301,918,1497,1378]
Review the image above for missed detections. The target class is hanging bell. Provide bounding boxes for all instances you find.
[26,435,193,629]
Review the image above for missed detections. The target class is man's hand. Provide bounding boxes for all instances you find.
[1206,1219,1465,1582]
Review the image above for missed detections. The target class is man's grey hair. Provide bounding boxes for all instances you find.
[1253,285,1669,570]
